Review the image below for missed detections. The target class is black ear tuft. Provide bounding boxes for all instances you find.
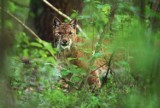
[69,18,77,29]
[53,17,61,28]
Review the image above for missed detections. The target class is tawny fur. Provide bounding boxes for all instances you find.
[53,17,109,89]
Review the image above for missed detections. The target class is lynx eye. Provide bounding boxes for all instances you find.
[57,32,62,35]
[69,31,73,35]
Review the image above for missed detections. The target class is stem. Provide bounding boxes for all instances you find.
[0,7,57,60]
[0,7,40,40]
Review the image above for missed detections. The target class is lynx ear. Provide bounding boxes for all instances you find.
[69,18,77,29]
[53,17,61,28]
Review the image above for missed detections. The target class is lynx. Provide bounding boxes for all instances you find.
[53,17,88,69]
[52,17,108,89]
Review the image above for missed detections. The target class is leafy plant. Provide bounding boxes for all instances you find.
[1,0,160,108]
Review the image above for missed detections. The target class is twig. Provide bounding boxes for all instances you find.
[0,7,57,60]
[42,0,87,38]
[0,7,40,40]
[101,51,115,88]
[43,0,70,20]
[91,63,107,73]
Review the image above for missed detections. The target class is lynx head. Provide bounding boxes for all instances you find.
[53,17,77,50]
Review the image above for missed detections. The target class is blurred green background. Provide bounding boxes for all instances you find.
[0,0,160,108]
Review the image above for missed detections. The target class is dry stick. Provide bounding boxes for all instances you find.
[0,7,40,40]
[101,51,115,88]
[43,0,87,38]
[0,7,57,59]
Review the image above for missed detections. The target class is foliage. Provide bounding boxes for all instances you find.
[1,0,160,108]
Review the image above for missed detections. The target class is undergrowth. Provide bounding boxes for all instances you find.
[1,0,160,108]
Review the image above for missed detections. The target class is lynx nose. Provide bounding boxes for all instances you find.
[62,39,68,44]
[61,38,68,46]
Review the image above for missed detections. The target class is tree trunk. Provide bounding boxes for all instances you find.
[0,0,15,107]
[150,0,160,32]
[133,0,146,23]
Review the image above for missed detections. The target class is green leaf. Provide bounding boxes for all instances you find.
[96,4,103,9]
[8,2,16,12]
[67,57,77,61]
[61,69,70,76]
[102,4,110,14]
[93,52,102,58]
[30,42,43,48]
[71,76,81,83]
[39,40,56,55]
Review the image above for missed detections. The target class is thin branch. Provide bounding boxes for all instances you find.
[0,7,57,60]
[43,0,71,20]
[101,51,115,88]
[91,63,107,73]
[42,0,87,38]
[0,7,40,40]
